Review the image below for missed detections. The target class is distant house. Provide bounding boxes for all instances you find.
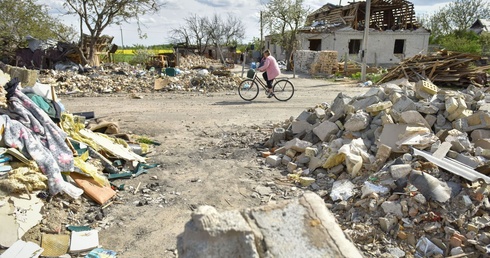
[289,0,430,67]
[470,19,490,35]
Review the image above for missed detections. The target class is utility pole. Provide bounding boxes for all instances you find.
[361,0,371,82]
[120,26,124,50]
[260,11,263,50]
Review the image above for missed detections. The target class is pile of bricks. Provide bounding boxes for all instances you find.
[294,50,338,76]
[261,78,490,257]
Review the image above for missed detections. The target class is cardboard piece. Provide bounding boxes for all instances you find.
[154,77,171,90]
[69,229,99,253]
[0,240,43,258]
[11,194,44,238]
[0,199,18,248]
[70,173,116,205]
[41,234,70,257]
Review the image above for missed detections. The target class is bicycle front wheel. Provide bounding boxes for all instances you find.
[273,80,294,101]
[238,79,259,101]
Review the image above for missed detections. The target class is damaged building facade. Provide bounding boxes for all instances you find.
[266,0,430,69]
[299,0,429,66]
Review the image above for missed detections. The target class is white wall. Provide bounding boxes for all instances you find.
[298,29,430,66]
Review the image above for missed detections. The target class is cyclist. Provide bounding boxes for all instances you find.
[257,49,280,98]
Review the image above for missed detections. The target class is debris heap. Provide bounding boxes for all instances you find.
[379,50,490,87]
[35,56,241,95]
[0,68,160,257]
[261,78,490,257]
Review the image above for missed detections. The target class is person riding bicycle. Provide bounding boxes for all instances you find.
[257,49,280,98]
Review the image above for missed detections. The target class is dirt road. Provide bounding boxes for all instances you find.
[62,68,369,257]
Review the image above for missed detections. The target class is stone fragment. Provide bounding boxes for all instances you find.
[379,216,398,233]
[291,121,313,134]
[416,102,439,114]
[304,147,318,157]
[471,129,490,142]
[381,201,403,217]
[5,65,39,87]
[432,141,452,159]
[255,185,272,196]
[287,162,298,173]
[399,110,430,128]
[284,138,312,152]
[314,107,326,119]
[392,95,416,113]
[344,111,371,132]
[266,155,281,167]
[329,93,352,122]
[425,114,437,128]
[390,164,411,179]
[352,96,380,111]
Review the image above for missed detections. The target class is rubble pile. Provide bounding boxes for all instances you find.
[379,50,490,87]
[260,78,490,257]
[177,54,221,70]
[35,57,241,95]
[0,68,161,257]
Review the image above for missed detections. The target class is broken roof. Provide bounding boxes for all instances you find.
[470,19,490,34]
[303,0,421,33]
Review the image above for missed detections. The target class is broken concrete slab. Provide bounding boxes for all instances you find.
[313,121,339,142]
[344,111,371,132]
[177,193,363,258]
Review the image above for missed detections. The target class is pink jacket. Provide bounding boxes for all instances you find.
[258,55,280,80]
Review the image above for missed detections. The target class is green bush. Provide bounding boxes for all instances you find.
[129,48,156,65]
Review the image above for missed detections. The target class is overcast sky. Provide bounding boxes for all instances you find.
[47,0,451,47]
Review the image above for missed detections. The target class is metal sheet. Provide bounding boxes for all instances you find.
[413,148,490,184]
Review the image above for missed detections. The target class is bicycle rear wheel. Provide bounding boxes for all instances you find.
[238,79,259,101]
[273,80,294,101]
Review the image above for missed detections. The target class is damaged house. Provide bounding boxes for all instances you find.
[290,0,430,67]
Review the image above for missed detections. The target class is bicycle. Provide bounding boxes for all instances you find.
[238,70,295,101]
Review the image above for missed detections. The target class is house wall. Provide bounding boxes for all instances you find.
[298,30,430,67]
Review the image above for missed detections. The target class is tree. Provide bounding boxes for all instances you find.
[203,14,245,63]
[170,14,210,55]
[262,0,309,70]
[0,0,76,63]
[63,0,164,66]
[423,0,490,43]
[170,13,245,61]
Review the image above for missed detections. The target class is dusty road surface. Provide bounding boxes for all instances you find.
[60,68,369,258]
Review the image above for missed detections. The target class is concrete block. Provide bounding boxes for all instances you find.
[292,120,313,134]
[177,193,364,258]
[475,147,490,158]
[273,146,287,155]
[390,164,412,179]
[366,101,393,113]
[425,114,437,128]
[432,141,452,159]
[455,154,480,169]
[302,131,321,145]
[313,121,339,141]
[363,87,387,100]
[436,114,447,126]
[471,129,490,141]
[445,97,459,113]
[284,138,312,152]
[282,155,292,165]
[416,80,439,95]
[389,92,402,104]
[378,124,409,153]
[266,155,282,167]
[287,162,298,173]
[328,164,344,175]
[416,102,439,114]
[304,147,318,158]
[5,65,39,87]
[296,110,314,122]
[329,93,352,122]
[352,96,380,111]
[344,111,371,132]
[399,110,430,128]
[285,149,297,158]
[392,95,416,113]
[314,107,326,119]
[296,153,310,164]
[381,112,394,125]
[473,139,490,149]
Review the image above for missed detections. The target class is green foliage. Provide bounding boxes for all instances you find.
[0,0,76,62]
[424,0,490,44]
[436,31,482,54]
[129,48,156,65]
